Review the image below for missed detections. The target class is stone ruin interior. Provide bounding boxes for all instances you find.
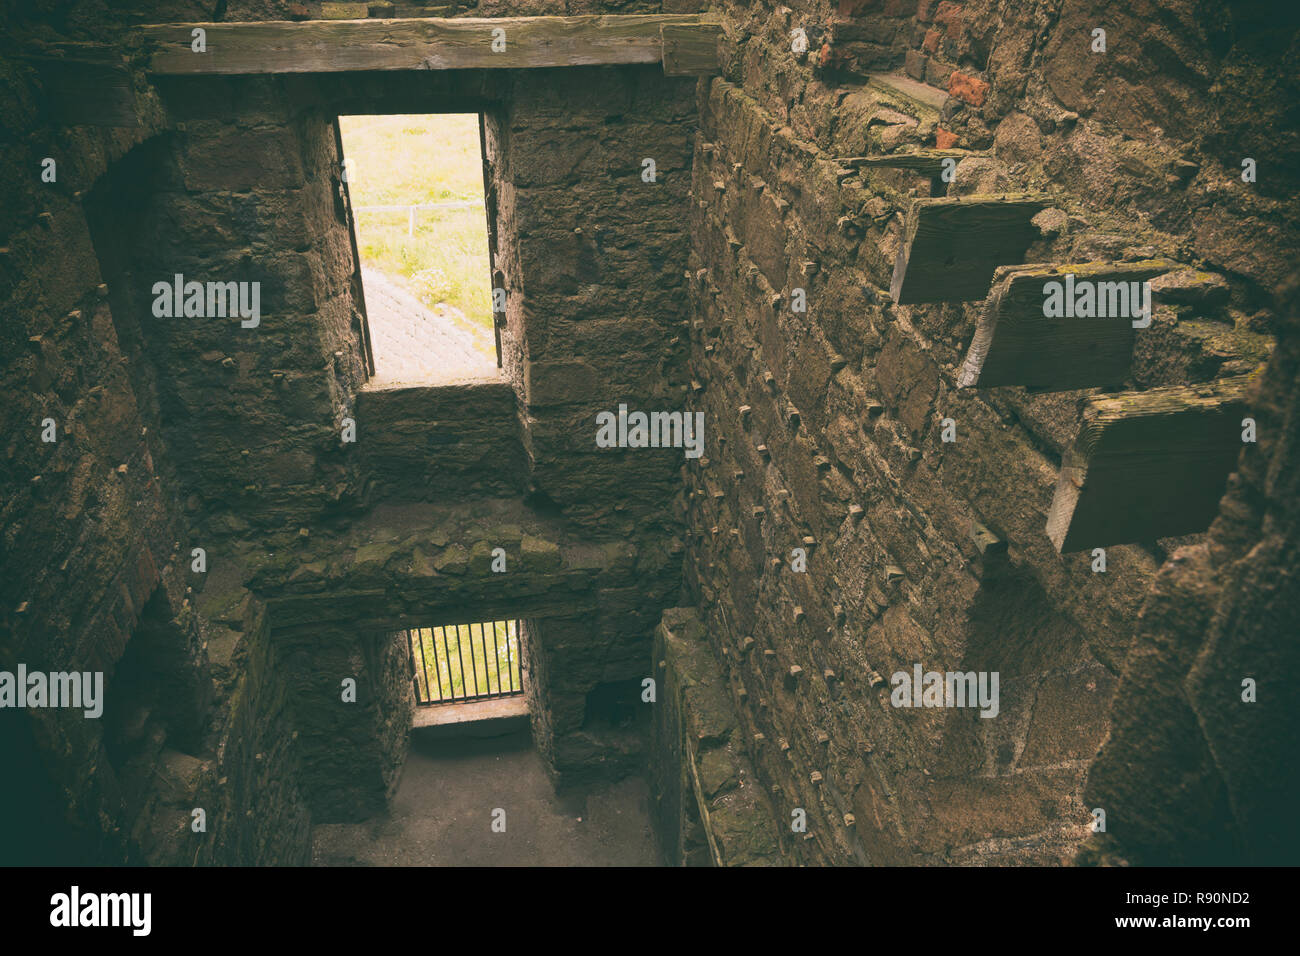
[1,0,1297,870]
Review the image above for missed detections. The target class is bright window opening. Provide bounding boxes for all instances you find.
[404,620,524,706]
[338,113,497,386]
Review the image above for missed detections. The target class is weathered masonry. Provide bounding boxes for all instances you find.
[6,9,717,864]
[3,0,1298,868]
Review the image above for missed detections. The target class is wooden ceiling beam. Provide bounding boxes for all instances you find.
[139,15,724,76]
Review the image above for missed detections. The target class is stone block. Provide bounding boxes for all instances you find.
[521,534,562,573]
[321,3,369,18]
[524,359,599,408]
[905,49,929,80]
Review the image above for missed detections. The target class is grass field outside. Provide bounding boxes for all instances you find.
[408,620,522,704]
[338,113,493,335]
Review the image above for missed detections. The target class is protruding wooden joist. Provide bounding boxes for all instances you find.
[25,42,139,127]
[889,193,1049,305]
[660,20,725,76]
[866,72,949,113]
[958,259,1177,390]
[1045,375,1255,553]
[840,149,976,178]
[139,15,723,76]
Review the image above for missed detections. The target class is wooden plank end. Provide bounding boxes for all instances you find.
[1046,376,1255,552]
[661,21,723,76]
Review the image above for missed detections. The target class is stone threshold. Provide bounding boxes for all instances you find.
[412,694,528,729]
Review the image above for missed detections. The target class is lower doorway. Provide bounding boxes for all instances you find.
[401,619,527,730]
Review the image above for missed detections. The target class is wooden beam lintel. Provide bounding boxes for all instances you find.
[139,14,723,76]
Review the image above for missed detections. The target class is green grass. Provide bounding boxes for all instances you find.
[409,621,522,704]
[338,113,492,331]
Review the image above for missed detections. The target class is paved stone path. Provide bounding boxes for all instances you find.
[361,267,498,386]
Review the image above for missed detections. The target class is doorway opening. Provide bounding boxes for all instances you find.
[337,113,499,386]
[403,619,527,731]
[404,619,524,706]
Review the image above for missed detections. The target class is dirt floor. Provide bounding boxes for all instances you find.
[311,727,661,867]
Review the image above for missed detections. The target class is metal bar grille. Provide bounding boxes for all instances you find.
[405,619,523,706]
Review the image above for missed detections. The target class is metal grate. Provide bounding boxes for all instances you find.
[404,620,523,706]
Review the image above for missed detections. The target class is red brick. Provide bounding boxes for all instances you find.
[948,70,989,107]
[925,57,953,87]
[935,128,959,148]
[932,0,964,29]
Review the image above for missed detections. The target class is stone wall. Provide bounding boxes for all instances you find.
[4,0,1297,867]
[676,0,1298,864]
[237,498,679,782]
[651,607,781,865]
[91,79,368,531]
[274,622,413,822]
[357,381,528,501]
[134,62,693,774]
[189,567,315,864]
[3,2,698,861]
[0,8,249,863]
[491,64,698,535]
[1081,275,1300,866]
